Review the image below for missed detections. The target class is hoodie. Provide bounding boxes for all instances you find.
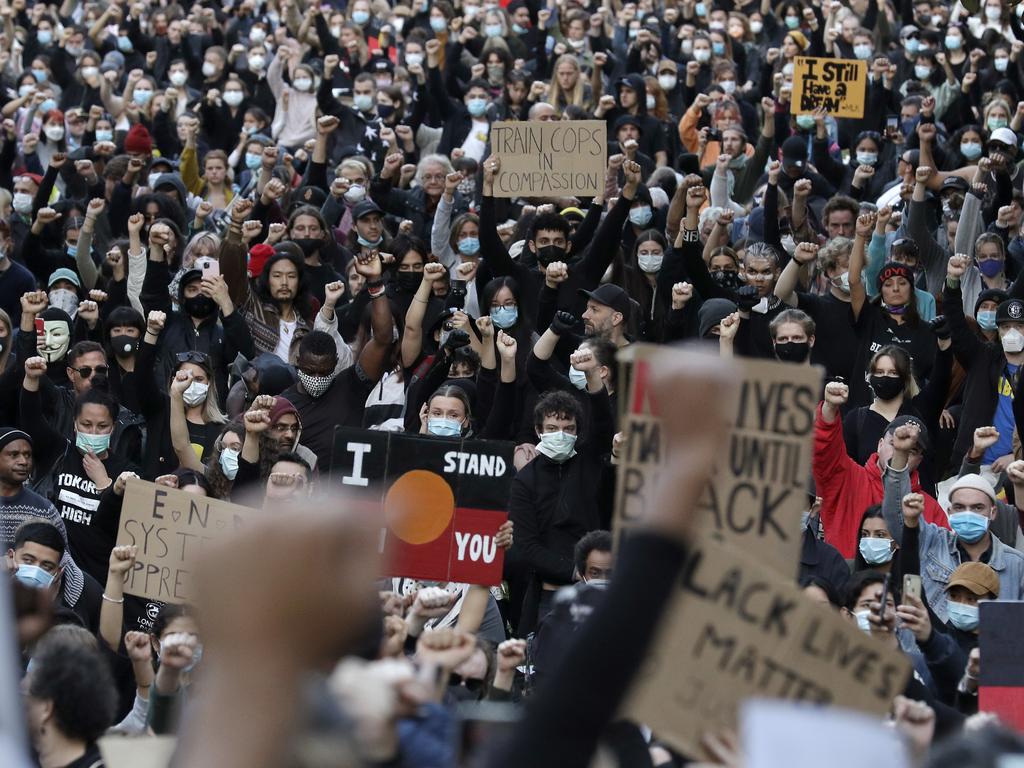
[604,74,664,163]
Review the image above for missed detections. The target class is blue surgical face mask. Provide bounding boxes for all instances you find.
[853,609,873,633]
[218,447,239,480]
[484,23,504,37]
[37,30,53,46]
[695,2,707,16]
[133,89,153,105]
[629,205,652,226]
[40,99,57,113]
[96,129,113,143]
[357,233,383,247]
[66,244,78,258]
[15,564,54,589]
[856,151,878,166]
[977,309,998,330]
[245,152,263,170]
[945,35,962,50]
[536,430,578,461]
[118,36,133,53]
[785,15,800,29]
[960,141,983,160]
[490,305,518,328]
[427,417,463,437]
[859,536,894,564]
[75,431,111,455]
[796,114,816,130]
[947,601,980,631]
[31,68,48,83]
[853,44,873,60]
[352,10,370,24]
[904,37,920,53]
[712,42,726,56]
[568,366,588,390]
[458,237,480,256]
[353,94,374,112]
[949,511,990,543]
[467,97,488,117]
[430,16,447,32]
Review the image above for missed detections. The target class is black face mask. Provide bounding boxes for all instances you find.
[536,244,567,266]
[869,374,904,401]
[712,269,743,290]
[376,103,395,120]
[394,272,421,292]
[292,238,321,257]
[110,334,139,358]
[183,294,218,319]
[774,340,810,364]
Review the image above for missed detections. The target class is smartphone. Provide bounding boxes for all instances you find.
[34,317,44,339]
[886,115,898,131]
[196,256,220,279]
[903,574,922,603]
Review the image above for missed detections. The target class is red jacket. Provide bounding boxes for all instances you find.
[813,403,949,558]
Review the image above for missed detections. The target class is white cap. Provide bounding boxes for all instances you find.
[948,473,997,505]
[990,127,1018,148]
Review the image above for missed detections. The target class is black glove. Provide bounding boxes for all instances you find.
[443,329,471,351]
[928,315,951,340]
[550,311,577,336]
[734,285,760,311]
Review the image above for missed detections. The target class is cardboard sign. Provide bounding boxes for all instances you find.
[490,120,607,198]
[614,345,821,578]
[623,535,911,758]
[99,736,176,768]
[792,56,867,118]
[331,428,513,585]
[979,601,1024,729]
[115,480,253,603]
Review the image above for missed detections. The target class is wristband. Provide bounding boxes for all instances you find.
[368,284,386,299]
[946,277,960,288]
[681,227,699,243]
[102,593,124,604]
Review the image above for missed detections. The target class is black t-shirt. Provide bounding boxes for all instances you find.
[850,304,936,407]
[304,261,342,307]
[54,446,134,583]
[185,420,224,464]
[60,744,104,768]
[280,365,375,469]
[797,291,859,383]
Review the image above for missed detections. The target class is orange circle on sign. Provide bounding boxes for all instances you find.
[385,470,455,544]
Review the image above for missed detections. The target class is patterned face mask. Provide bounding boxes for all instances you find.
[297,369,337,398]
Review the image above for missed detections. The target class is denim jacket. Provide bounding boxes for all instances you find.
[883,462,1024,624]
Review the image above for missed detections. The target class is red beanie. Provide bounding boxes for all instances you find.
[247,243,274,279]
[124,124,152,155]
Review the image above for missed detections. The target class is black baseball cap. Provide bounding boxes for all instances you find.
[885,415,930,453]
[996,298,1024,324]
[579,284,631,319]
[781,136,806,170]
[351,199,383,220]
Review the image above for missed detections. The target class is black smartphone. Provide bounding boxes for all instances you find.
[877,574,890,622]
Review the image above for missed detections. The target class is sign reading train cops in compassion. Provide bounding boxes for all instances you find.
[331,428,513,585]
[623,536,911,758]
[115,479,252,603]
[792,56,867,118]
[490,120,607,198]
[614,345,821,578]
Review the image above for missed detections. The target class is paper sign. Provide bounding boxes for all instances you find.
[330,428,513,585]
[99,736,176,768]
[115,480,253,603]
[614,345,821,578]
[622,536,911,758]
[792,56,867,118]
[980,601,1024,729]
[490,120,607,198]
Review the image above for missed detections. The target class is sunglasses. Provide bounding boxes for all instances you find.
[176,350,210,364]
[69,365,108,378]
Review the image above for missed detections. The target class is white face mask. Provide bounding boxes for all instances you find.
[1002,328,1024,353]
[182,380,210,406]
[292,77,313,92]
[658,74,677,91]
[568,366,588,390]
[343,184,366,204]
[169,70,188,86]
[48,288,79,317]
[223,90,244,106]
[12,192,32,214]
[202,61,217,77]
[44,125,64,141]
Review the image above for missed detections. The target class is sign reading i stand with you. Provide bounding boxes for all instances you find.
[330,427,513,586]
[792,56,867,119]
[115,479,253,603]
[490,120,607,198]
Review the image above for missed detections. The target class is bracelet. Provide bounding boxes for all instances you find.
[368,285,386,299]
[102,593,124,604]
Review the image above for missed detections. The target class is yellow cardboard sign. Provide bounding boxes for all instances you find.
[793,56,867,118]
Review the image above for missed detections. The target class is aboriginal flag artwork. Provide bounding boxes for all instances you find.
[330,427,514,586]
[980,601,1024,730]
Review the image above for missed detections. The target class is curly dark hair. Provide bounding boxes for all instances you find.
[28,642,117,742]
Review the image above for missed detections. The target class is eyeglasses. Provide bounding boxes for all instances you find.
[448,673,485,695]
[69,365,108,378]
[270,423,300,434]
[421,174,446,182]
[176,350,210,364]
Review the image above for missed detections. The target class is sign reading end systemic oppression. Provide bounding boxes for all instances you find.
[331,428,514,586]
[792,56,867,118]
[490,120,607,198]
[115,479,253,603]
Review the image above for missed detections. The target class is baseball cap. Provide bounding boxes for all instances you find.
[351,199,383,220]
[884,415,930,453]
[940,176,969,194]
[945,561,999,597]
[989,127,1018,149]
[781,136,806,171]
[948,472,997,505]
[579,284,631,319]
[995,298,1024,324]
[48,268,81,289]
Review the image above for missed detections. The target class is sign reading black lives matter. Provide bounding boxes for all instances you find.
[330,428,514,585]
[622,535,912,757]
[615,345,821,577]
[490,120,607,198]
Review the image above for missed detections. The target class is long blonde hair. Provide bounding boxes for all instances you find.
[548,54,587,110]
